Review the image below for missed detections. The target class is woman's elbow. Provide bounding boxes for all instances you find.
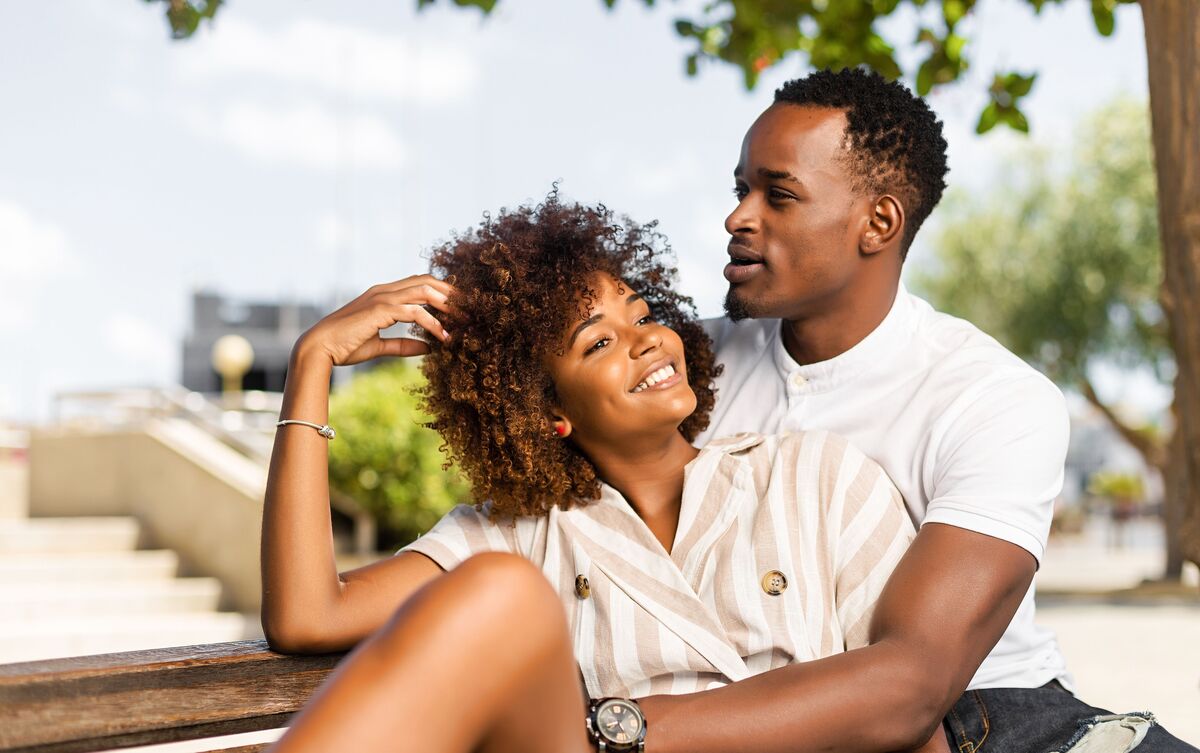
[262,612,332,655]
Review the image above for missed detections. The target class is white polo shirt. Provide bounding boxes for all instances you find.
[696,283,1072,691]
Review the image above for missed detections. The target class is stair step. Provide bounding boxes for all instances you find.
[0,550,179,583]
[0,612,251,664]
[0,577,222,618]
[0,517,141,554]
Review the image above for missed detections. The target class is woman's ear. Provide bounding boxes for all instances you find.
[860,194,904,256]
[548,413,573,439]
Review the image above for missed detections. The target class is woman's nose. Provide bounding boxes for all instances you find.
[633,327,662,356]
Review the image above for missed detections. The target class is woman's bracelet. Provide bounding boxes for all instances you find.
[276,419,336,439]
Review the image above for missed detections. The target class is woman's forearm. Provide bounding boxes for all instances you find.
[260,340,342,651]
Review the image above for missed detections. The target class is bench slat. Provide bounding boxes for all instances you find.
[0,640,343,753]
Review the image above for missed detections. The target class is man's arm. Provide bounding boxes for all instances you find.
[638,522,1035,753]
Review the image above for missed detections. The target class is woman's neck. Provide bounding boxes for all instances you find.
[582,431,699,554]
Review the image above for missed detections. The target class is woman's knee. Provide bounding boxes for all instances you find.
[379,552,566,643]
[449,552,565,626]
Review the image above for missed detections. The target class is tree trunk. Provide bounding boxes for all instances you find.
[1141,0,1200,573]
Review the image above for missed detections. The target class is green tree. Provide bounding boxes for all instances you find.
[327,361,469,547]
[146,0,1200,571]
[912,99,1187,575]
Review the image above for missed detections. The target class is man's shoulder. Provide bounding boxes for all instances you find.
[909,294,1056,390]
[906,295,1067,434]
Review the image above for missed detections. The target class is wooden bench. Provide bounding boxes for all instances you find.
[0,641,344,753]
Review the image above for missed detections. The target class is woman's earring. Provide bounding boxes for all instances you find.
[555,425,567,437]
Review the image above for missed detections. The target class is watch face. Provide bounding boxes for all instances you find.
[597,699,643,744]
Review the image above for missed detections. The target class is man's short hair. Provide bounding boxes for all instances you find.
[775,68,949,255]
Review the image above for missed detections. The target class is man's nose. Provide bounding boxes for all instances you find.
[725,197,759,236]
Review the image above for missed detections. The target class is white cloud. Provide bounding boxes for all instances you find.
[0,201,78,330]
[176,17,478,105]
[102,313,177,375]
[182,100,405,170]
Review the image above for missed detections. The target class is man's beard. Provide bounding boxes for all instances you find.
[724,287,754,321]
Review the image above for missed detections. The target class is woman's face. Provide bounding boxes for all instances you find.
[543,275,697,449]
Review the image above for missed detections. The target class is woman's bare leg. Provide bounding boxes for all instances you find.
[268,552,590,753]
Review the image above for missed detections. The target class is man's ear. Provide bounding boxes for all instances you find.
[860,195,904,256]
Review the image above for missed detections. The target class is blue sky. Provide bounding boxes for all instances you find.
[0,0,1151,421]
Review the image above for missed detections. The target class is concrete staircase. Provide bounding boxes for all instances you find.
[0,516,251,664]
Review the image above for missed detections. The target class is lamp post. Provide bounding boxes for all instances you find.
[211,335,255,398]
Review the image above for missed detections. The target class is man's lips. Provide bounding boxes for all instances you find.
[725,242,765,283]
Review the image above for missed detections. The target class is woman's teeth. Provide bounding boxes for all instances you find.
[632,364,676,393]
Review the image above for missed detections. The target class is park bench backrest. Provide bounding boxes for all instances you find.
[0,640,342,753]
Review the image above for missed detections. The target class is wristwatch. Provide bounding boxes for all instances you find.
[586,696,647,752]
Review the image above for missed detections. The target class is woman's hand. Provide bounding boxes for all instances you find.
[297,275,459,366]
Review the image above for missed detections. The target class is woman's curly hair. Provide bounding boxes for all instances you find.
[420,193,720,518]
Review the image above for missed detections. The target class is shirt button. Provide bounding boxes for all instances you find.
[790,373,808,388]
[575,575,591,599]
[761,570,788,595]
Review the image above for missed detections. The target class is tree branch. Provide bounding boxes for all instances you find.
[1079,376,1167,470]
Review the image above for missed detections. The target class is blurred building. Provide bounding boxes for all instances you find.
[181,291,326,393]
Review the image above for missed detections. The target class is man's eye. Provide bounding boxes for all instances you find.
[584,338,609,355]
[731,186,748,200]
[769,188,794,201]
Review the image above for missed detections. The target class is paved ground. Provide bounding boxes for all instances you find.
[1036,518,1200,745]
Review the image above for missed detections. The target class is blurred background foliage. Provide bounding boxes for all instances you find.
[327,362,469,546]
[914,98,1169,470]
[146,0,1136,134]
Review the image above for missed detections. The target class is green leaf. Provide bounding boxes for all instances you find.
[686,53,699,76]
[916,58,935,96]
[943,0,968,27]
[945,33,966,61]
[1004,108,1031,133]
[976,102,1000,134]
[1091,0,1116,35]
[1006,72,1037,97]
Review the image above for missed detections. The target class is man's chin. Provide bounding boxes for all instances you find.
[724,288,756,321]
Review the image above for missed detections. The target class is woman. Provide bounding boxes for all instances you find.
[261,195,939,753]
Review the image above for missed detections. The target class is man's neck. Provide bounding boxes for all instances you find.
[780,278,899,366]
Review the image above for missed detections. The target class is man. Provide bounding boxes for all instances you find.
[633,68,1194,752]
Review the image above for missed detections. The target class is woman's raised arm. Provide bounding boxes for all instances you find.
[260,276,456,654]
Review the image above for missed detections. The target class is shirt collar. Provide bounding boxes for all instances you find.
[771,282,915,393]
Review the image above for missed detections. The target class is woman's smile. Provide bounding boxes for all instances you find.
[631,361,683,393]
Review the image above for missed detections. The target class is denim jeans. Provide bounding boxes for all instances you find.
[941,681,1198,753]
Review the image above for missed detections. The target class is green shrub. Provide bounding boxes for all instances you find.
[327,361,470,547]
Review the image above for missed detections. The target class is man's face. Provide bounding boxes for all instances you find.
[724,104,874,321]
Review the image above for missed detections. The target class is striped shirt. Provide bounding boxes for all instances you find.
[400,431,914,699]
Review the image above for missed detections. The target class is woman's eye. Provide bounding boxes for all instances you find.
[636,315,655,326]
[584,337,610,355]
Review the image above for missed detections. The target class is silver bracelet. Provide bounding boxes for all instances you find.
[276,419,336,439]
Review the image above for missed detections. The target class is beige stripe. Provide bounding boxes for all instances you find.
[675,454,737,584]
[630,605,666,696]
[590,571,623,696]
[706,518,747,653]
